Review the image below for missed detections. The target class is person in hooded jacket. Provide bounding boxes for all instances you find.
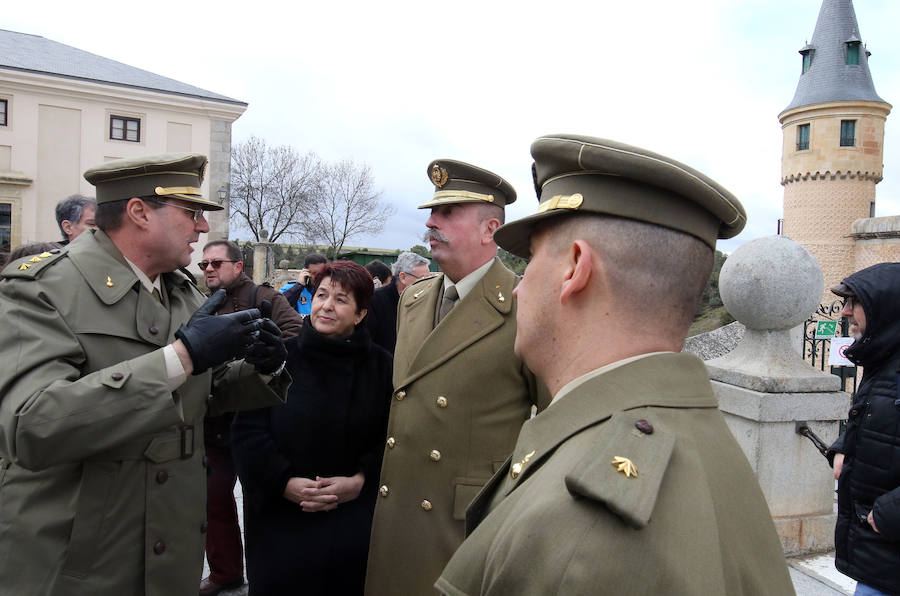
[827,262,900,596]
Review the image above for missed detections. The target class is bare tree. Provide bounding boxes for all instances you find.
[308,159,395,257]
[229,136,322,243]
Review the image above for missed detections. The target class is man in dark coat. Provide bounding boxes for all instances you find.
[199,240,301,596]
[828,262,900,596]
[366,251,430,353]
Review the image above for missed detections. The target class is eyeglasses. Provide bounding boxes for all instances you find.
[148,199,206,223]
[842,296,855,310]
[198,259,239,270]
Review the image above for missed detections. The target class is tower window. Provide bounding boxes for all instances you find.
[0,99,7,126]
[846,42,860,65]
[840,120,856,147]
[801,51,812,74]
[110,115,140,142]
[797,124,810,151]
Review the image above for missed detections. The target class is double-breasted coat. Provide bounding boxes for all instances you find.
[365,258,545,595]
[435,353,794,596]
[0,230,287,596]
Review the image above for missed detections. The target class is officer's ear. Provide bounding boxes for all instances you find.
[125,198,153,230]
[559,239,593,305]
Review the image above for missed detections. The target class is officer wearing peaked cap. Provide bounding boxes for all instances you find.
[0,153,289,596]
[365,159,548,596]
[436,135,794,595]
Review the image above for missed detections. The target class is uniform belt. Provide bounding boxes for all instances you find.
[86,425,196,463]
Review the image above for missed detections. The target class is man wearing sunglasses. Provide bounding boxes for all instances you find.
[828,262,900,596]
[199,240,301,596]
[0,153,289,596]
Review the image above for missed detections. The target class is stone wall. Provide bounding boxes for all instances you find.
[206,119,232,242]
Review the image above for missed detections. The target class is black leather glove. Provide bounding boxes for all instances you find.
[175,289,262,375]
[245,300,288,375]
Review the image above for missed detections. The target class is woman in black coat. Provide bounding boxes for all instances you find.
[232,261,392,595]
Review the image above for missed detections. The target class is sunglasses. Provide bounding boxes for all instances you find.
[198,259,239,270]
[148,198,206,223]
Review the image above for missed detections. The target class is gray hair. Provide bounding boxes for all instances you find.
[55,194,96,240]
[393,251,430,276]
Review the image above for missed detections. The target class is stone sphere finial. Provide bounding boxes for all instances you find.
[719,236,823,331]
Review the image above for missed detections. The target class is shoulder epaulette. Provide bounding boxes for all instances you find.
[1,249,67,280]
[565,412,675,529]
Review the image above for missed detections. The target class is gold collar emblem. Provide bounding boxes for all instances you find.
[430,164,449,188]
[510,450,536,479]
[611,456,638,478]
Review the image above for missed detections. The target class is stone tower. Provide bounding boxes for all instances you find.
[778,0,892,297]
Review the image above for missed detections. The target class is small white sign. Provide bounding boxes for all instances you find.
[828,337,855,366]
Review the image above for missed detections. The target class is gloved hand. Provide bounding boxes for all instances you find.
[175,289,262,375]
[245,300,288,375]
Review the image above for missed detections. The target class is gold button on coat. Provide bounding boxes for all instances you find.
[379,485,389,497]
[421,500,433,511]
[395,390,406,401]
[386,437,396,449]
[436,396,448,408]
[430,450,441,461]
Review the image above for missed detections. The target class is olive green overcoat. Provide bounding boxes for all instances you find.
[365,258,545,595]
[0,230,287,596]
[436,353,795,596]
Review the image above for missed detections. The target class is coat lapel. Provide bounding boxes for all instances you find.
[396,259,515,389]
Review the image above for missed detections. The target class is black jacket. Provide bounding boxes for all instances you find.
[828,262,900,594]
[230,318,392,595]
[365,279,400,354]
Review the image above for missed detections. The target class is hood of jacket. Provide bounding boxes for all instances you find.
[840,262,900,369]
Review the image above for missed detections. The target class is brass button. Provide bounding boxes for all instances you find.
[395,390,406,401]
[111,372,124,381]
[379,485,389,497]
[149,326,159,335]
[153,540,166,555]
[200,522,208,534]
[436,396,448,408]
[421,500,433,511]
[510,463,522,479]
[156,470,169,484]
[386,437,396,449]
[430,450,441,462]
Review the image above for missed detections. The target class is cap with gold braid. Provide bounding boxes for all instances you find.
[494,135,746,257]
[419,159,516,209]
[83,153,223,210]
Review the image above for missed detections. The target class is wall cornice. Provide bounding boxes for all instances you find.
[781,170,883,185]
[0,68,246,123]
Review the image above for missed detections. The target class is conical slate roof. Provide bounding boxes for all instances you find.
[783,0,885,112]
[0,29,245,106]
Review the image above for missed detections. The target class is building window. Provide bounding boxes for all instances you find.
[840,120,856,147]
[797,123,810,151]
[0,99,7,126]
[0,203,10,255]
[110,116,140,142]
[846,42,860,65]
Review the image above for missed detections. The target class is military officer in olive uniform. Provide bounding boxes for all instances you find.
[0,154,289,596]
[436,135,794,595]
[365,160,546,595]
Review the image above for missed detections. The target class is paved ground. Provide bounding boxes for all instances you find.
[199,483,855,596]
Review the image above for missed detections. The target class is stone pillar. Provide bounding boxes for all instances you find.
[252,231,274,285]
[705,235,851,556]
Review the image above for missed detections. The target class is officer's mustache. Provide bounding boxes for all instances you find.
[423,229,449,243]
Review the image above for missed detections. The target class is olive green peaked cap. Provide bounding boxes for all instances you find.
[83,153,223,210]
[419,159,516,209]
[494,135,747,257]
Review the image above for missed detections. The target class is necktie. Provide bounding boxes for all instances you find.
[438,285,458,323]
[152,287,162,303]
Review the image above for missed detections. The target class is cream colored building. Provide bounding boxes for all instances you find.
[779,0,898,301]
[0,29,246,256]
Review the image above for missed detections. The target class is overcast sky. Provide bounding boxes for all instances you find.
[7,0,900,254]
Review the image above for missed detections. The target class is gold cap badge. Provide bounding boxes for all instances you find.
[430,164,449,188]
